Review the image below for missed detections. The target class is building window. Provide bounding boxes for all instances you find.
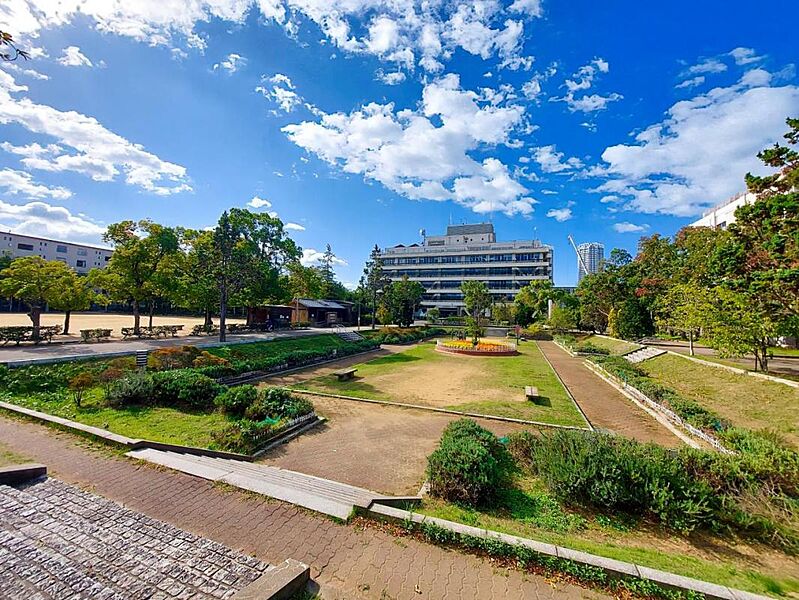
[56,245,68,253]
[17,243,34,251]
[77,249,88,256]
[76,260,87,268]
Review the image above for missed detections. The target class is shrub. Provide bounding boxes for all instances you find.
[68,372,95,408]
[150,370,223,409]
[192,351,229,368]
[427,419,514,507]
[211,419,274,454]
[105,372,156,407]
[573,341,610,355]
[215,385,258,418]
[245,387,314,421]
[148,345,202,371]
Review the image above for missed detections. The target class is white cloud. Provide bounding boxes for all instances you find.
[546,207,572,222]
[3,62,49,81]
[0,199,105,242]
[729,47,764,66]
[300,247,347,267]
[530,145,583,173]
[213,53,247,74]
[284,222,305,231]
[282,73,534,216]
[553,58,622,113]
[0,72,191,195]
[57,46,93,67]
[376,70,406,85]
[0,168,71,199]
[676,75,705,89]
[613,221,648,233]
[508,0,543,17]
[596,70,799,216]
[685,57,727,76]
[247,196,272,209]
[256,73,321,115]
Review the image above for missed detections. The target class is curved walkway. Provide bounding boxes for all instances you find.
[0,415,607,600]
[536,342,682,447]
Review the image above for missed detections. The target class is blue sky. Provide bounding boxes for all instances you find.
[0,1,797,286]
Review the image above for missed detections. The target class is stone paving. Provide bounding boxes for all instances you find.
[0,416,607,600]
[0,478,269,600]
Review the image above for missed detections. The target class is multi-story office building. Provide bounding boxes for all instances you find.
[0,231,112,274]
[690,191,756,229]
[381,223,553,316]
[576,242,604,282]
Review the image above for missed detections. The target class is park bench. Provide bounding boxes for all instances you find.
[524,386,540,402]
[191,324,219,336]
[80,328,112,343]
[334,367,357,381]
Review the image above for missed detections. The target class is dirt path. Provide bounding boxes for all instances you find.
[537,342,682,447]
[0,415,605,600]
[261,395,527,495]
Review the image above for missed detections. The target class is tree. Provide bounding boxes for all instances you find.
[362,245,390,329]
[426,306,441,322]
[0,257,72,340]
[461,281,491,343]
[611,298,652,340]
[491,302,514,324]
[171,229,220,328]
[382,276,424,327]
[287,262,325,300]
[514,280,555,325]
[96,220,180,334]
[548,305,577,333]
[318,244,336,298]
[655,283,714,355]
[48,271,99,335]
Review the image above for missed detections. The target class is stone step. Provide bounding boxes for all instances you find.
[624,346,666,364]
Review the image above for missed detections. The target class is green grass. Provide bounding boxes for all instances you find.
[639,354,799,448]
[292,340,588,427]
[419,478,799,597]
[0,442,31,467]
[206,334,348,361]
[580,334,641,355]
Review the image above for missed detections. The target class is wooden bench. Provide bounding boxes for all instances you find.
[80,328,112,343]
[334,368,357,381]
[524,386,540,401]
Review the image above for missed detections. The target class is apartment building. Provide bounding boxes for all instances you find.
[0,231,112,274]
[690,191,756,229]
[381,223,553,316]
[576,242,604,282]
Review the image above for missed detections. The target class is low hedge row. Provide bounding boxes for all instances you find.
[362,326,446,345]
[105,370,223,410]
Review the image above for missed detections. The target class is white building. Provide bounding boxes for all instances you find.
[381,223,553,316]
[0,231,112,274]
[690,191,757,229]
[576,242,604,282]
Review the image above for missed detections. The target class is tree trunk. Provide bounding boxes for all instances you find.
[688,331,694,356]
[132,302,141,334]
[760,343,769,373]
[371,292,377,330]
[204,307,213,328]
[29,304,42,342]
[219,289,227,342]
[63,311,71,335]
[148,301,155,329]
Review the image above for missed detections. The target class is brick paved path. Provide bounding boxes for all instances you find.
[0,478,267,599]
[537,341,682,447]
[0,416,606,600]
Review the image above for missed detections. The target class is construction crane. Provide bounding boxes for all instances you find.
[567,235,590,277]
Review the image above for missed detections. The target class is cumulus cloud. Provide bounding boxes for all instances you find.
[282,73,535,216]
[376,70,406,85]
[530,145,583,173]
[247,196,272,209]
[0,168,71,200]
[684,57,727,76]
[546,207,572,222]
[284,222,305,231]
[57,46,93,67]
[0,72,191,195]
[552,58,622,113]
[676,75,705,89]
[0,199,105,242]
[300,248,347,267]
[213,53,247,74]
[729,47,764,66]
[256,73,321,115]
[613,221,648,233]
[595,69,799,216]
[8,0,541,76]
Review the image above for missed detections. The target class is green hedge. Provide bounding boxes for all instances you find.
[362,327,446,345]
[106,370,223,410]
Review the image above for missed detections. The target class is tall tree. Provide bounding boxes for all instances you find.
[382,276,424,328]
[362,245,390,329]
[48,271,100,335]
[96,220,180,334]
[461,280,492,343]
[655,282,714,355]
[0,257,72,340]
[514,280,556,325]
[171,229,220,328]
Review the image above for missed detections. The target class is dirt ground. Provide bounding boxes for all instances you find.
[0,312,245,341]
[259,394,527,496]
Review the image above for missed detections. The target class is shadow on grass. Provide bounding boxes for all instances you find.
[367,352,423,366]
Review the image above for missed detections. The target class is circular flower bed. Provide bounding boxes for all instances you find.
[436,339,518,356]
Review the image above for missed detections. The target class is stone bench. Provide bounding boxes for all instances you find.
[524,386,540,401]
[334,368,357,381]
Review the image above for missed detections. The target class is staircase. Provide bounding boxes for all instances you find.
[334,326,364,343]
[126,448,418,520]
[623,346,667,364]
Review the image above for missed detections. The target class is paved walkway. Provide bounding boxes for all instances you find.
[537,342,682,447]
[0,416,606,600]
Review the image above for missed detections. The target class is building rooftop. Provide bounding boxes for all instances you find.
[445,223,494,236]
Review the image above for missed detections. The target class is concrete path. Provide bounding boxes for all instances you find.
[0,327,348,366]
[537,342,682,447]
[0,416,606,600]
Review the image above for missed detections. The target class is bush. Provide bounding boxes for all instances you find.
[573,341,610,355]
[105,372,156,407]
[148,345,202,370]
[427,419,514,507]
[211,419,274,454]
[68,372,95,407]
[150,370,223,409]
[245,387,314,421]
[192,351,229,368]
[215,385,258,418]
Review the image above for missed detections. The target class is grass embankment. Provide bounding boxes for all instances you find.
[0,335,345,448]
[639,354,799,448]
[579,334,641,355]
[292,340,588,427]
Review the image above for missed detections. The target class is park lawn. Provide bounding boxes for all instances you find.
[419,483,799,598]
[292,340,588,427]
[581,334,641,355]
[639,354,799,448]
[206,333,348,361]
[2,388,229,448]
